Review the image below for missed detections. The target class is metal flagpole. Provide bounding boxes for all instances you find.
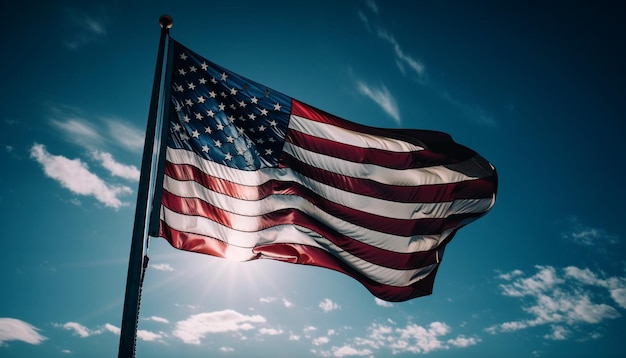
[118,15,173,358]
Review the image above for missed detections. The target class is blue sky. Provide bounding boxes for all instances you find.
[1,0,625,357]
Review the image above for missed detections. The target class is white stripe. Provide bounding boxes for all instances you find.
[163,172,494,221]
[167,146,484,188]
[160,206,437,287]
[163,173,461,254]
[288,114,424,152]
[283,141,486,186]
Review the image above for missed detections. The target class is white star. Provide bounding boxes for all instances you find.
[268,137,276,143]
[178,68,187,76]
[265,148,273,155]
[269,120,277,127]
[198,78,207,85]
[209,91,217,98]
[257,138,264,144]
[179,53,188,60]
[188,82,196,90]
[197,96,206,104]
[206,110,215,118]
[216,123,224,131]
[204,126,212,134]
[214,139,222,148]
[201,62,208,70]
[230,104,237,110]
[248,113,256,120]
[226,136,235,143]
[250,96,259,104]
[221,92,228,98]
[175,103,183,111]
[273,103,282,111]
[202,144,210,153]
[195,112,203,120]
[173,83,183,92]
[191,130,200,138]
[185,99,194,106]
[172,123,182,131]
[260,108,269,116]
[236,146,245,155]
[238,100,247,108]
[189,66,197,72]
[228,115,236,122]
[230,87,238,96]
[237,127,245,135]
[180,133,189,141]
[258,125,266,132]
[211,77,218,84]
[224,152,233,161]
[220,72,228,81]
[183,114,191,123]
[218,103,226,111]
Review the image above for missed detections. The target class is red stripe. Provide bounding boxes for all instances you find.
[163,166,484,237]
[278,153,497,203]
[162,188,464,270]
[285,128,461,169]
[159,222,439,301]
[166,160,495,205]
[159,220,229,258]
[291,99,477,161]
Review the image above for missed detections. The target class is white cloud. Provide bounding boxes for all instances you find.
[145,316,170,324]
[259,296,276,304]
[289,332,301,341]
[219,346,234,352]
[332,345,373,357]
[102,323,120,335]
[137,329,163,342]
[352,321,474,355]
[151,263,174,272]
[172,310,266,345]
[30,144,132,209]
[57,322,91,338]
[488,265,625,339]
[91,151,140,181]
[319,298,340,313]
[374,298,393,307]
[312,336,330,346]
[0,318,47,345]
[282,298,293,308]
[259,328,284,336]
[355,81,400,124]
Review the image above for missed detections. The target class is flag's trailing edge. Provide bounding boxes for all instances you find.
[155,38,498,302]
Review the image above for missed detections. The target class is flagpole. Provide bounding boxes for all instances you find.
[118,15,173,358]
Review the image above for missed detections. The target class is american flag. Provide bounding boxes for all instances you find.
[156,39,498,302]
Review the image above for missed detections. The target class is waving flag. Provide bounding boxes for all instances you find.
[156,39,498,302]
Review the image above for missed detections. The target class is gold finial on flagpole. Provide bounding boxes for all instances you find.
[159,14,173,29]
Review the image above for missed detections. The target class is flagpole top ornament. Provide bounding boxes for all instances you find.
[159,15,173,30]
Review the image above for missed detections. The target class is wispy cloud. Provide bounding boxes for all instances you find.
[30,143,132,209]
[0,318,47,346]
[173,310,266,345]
[318,298,341,313]
[355,81,400,124]
[151,263,174,272]
[91,151,140,181]
[562,217,619,247]
[63,9,107,50]
[366,0,379,14]
[487,265,625,340]
[50,106,144,153]
[376,29,426,80]
[145,316,170,324]
[55,322,91,338]
[54,321,160,342]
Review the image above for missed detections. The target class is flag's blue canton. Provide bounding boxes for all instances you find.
[168,41,291,170]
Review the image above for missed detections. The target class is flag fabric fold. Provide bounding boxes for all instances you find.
[156,38,498,302]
